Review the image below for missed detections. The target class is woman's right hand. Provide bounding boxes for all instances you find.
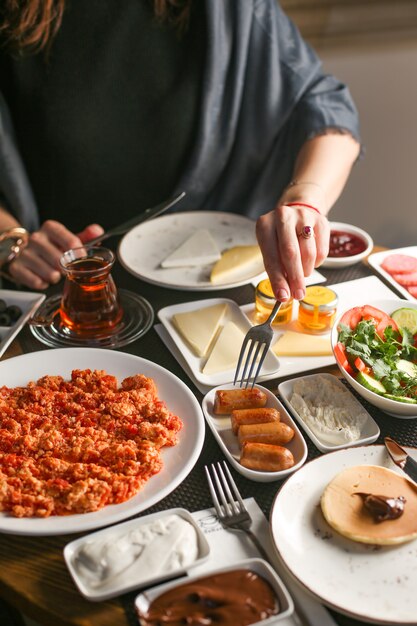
[7,220,104,290]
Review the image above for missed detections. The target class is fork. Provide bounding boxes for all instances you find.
[205,461,270,562]
[234,300,282,388]
[205,461,312,626]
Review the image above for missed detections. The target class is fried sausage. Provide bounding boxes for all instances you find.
[237,421,294,447]
[240,442,294,472]
[214,388,267,415]
[231,407,280,435]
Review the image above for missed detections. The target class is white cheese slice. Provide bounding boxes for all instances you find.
[173,303,228,357]
[210,245,263,285]
[161,229,221,268]
[202,320,245,375]
[273,330,332,357]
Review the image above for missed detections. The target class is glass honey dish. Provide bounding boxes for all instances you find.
[255,278,293,325]
[298,285,338,334]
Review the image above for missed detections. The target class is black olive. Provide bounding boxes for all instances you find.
[6,305,22,323]
[0,312,11,326]
[0,299,6,313]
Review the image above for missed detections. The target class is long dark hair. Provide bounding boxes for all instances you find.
[0,0,192,53]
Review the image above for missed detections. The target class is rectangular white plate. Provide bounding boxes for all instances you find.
[157,298,280,387]
[277,373,380,453]
[64,507,210,601]
[134,558,294,625]
[367,245,417,301]
[201,383,307,482]
[0,289,45,358]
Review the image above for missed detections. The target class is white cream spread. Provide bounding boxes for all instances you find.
[73,514,199,590]
[289,376,368,445]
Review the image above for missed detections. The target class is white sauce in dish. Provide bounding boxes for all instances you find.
[73,514,198,590]
[290,376,368,445]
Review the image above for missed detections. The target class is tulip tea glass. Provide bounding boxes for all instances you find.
[59,247,123,337]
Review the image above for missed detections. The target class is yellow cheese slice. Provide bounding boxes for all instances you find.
[273,330,332,357]
[202,321,245,375]
[173,303,228,357]
[210,245,263,285]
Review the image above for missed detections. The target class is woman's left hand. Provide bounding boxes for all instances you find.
[256,203,330,302]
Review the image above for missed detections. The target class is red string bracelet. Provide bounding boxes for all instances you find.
[285,202,321,215]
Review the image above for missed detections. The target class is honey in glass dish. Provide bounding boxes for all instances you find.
[255,278,293,325]
[59,247,123,336]
[298,286,338,334]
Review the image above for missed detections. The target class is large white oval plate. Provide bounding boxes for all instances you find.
[270,445,417,624]
[0,348,204,536]
[118,211,264,290]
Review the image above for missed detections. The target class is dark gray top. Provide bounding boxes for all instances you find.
[0,0,360,232]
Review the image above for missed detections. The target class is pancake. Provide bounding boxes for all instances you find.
[321,465,417,545]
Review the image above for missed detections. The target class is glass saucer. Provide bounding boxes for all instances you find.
[30,289,154,349]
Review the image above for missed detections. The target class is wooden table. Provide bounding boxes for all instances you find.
[0,250,408,626]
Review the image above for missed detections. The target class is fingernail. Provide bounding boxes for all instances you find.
[295,289,305,300]
[277,289,289,301]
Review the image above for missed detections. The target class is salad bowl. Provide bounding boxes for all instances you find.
[331,298,417,418]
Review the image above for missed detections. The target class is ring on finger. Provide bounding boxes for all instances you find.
[297,225,314,240]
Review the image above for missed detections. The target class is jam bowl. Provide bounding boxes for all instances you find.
[322,221,373,269]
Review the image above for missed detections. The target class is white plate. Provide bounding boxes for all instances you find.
[0,289,45,358]
[202,383,307,482]
[368,246,417,301]
[64,507,210,601]
[321,221,374,269]
[278,373,380,453]
[134,558,294,624]
[118,211,264,290]
[270,445,417,625]
[241,275,398,380]
[0,348,204,536]
[158,298,280,387]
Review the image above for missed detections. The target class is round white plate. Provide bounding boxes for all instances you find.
[118,211,264,290]
[270,445,417,625]
[0,348,204,536]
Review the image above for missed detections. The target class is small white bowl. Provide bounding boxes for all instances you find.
[202,383,307,482]
[278,373,380,453]
[331,298,417,419]
[64,507,210,601]
[322,221,373,269]
[134,558,294,625]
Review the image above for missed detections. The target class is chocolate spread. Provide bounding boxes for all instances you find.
[137,569,280,626]
[355,492,406,522]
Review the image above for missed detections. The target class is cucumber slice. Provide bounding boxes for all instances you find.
[384,394,417,404]
[391,307,417,334]
[356,371,387,395]
[396,359,417,378]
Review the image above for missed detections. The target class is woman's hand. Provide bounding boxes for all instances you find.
[256,203,330,301]
[7,220,104,290]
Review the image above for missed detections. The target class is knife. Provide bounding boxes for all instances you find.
[85,190,186,247]
[384,437,417,483]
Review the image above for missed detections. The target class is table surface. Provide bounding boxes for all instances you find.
[0,248,414,626]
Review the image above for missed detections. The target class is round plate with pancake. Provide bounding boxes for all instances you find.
[270,445,417,624]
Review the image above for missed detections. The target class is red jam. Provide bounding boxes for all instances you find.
[329,230,368,258]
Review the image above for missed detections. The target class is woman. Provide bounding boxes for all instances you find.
[0,0,360,297]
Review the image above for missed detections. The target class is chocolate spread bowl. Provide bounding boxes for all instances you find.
[134,558,294,626]
[322,222,373,269]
